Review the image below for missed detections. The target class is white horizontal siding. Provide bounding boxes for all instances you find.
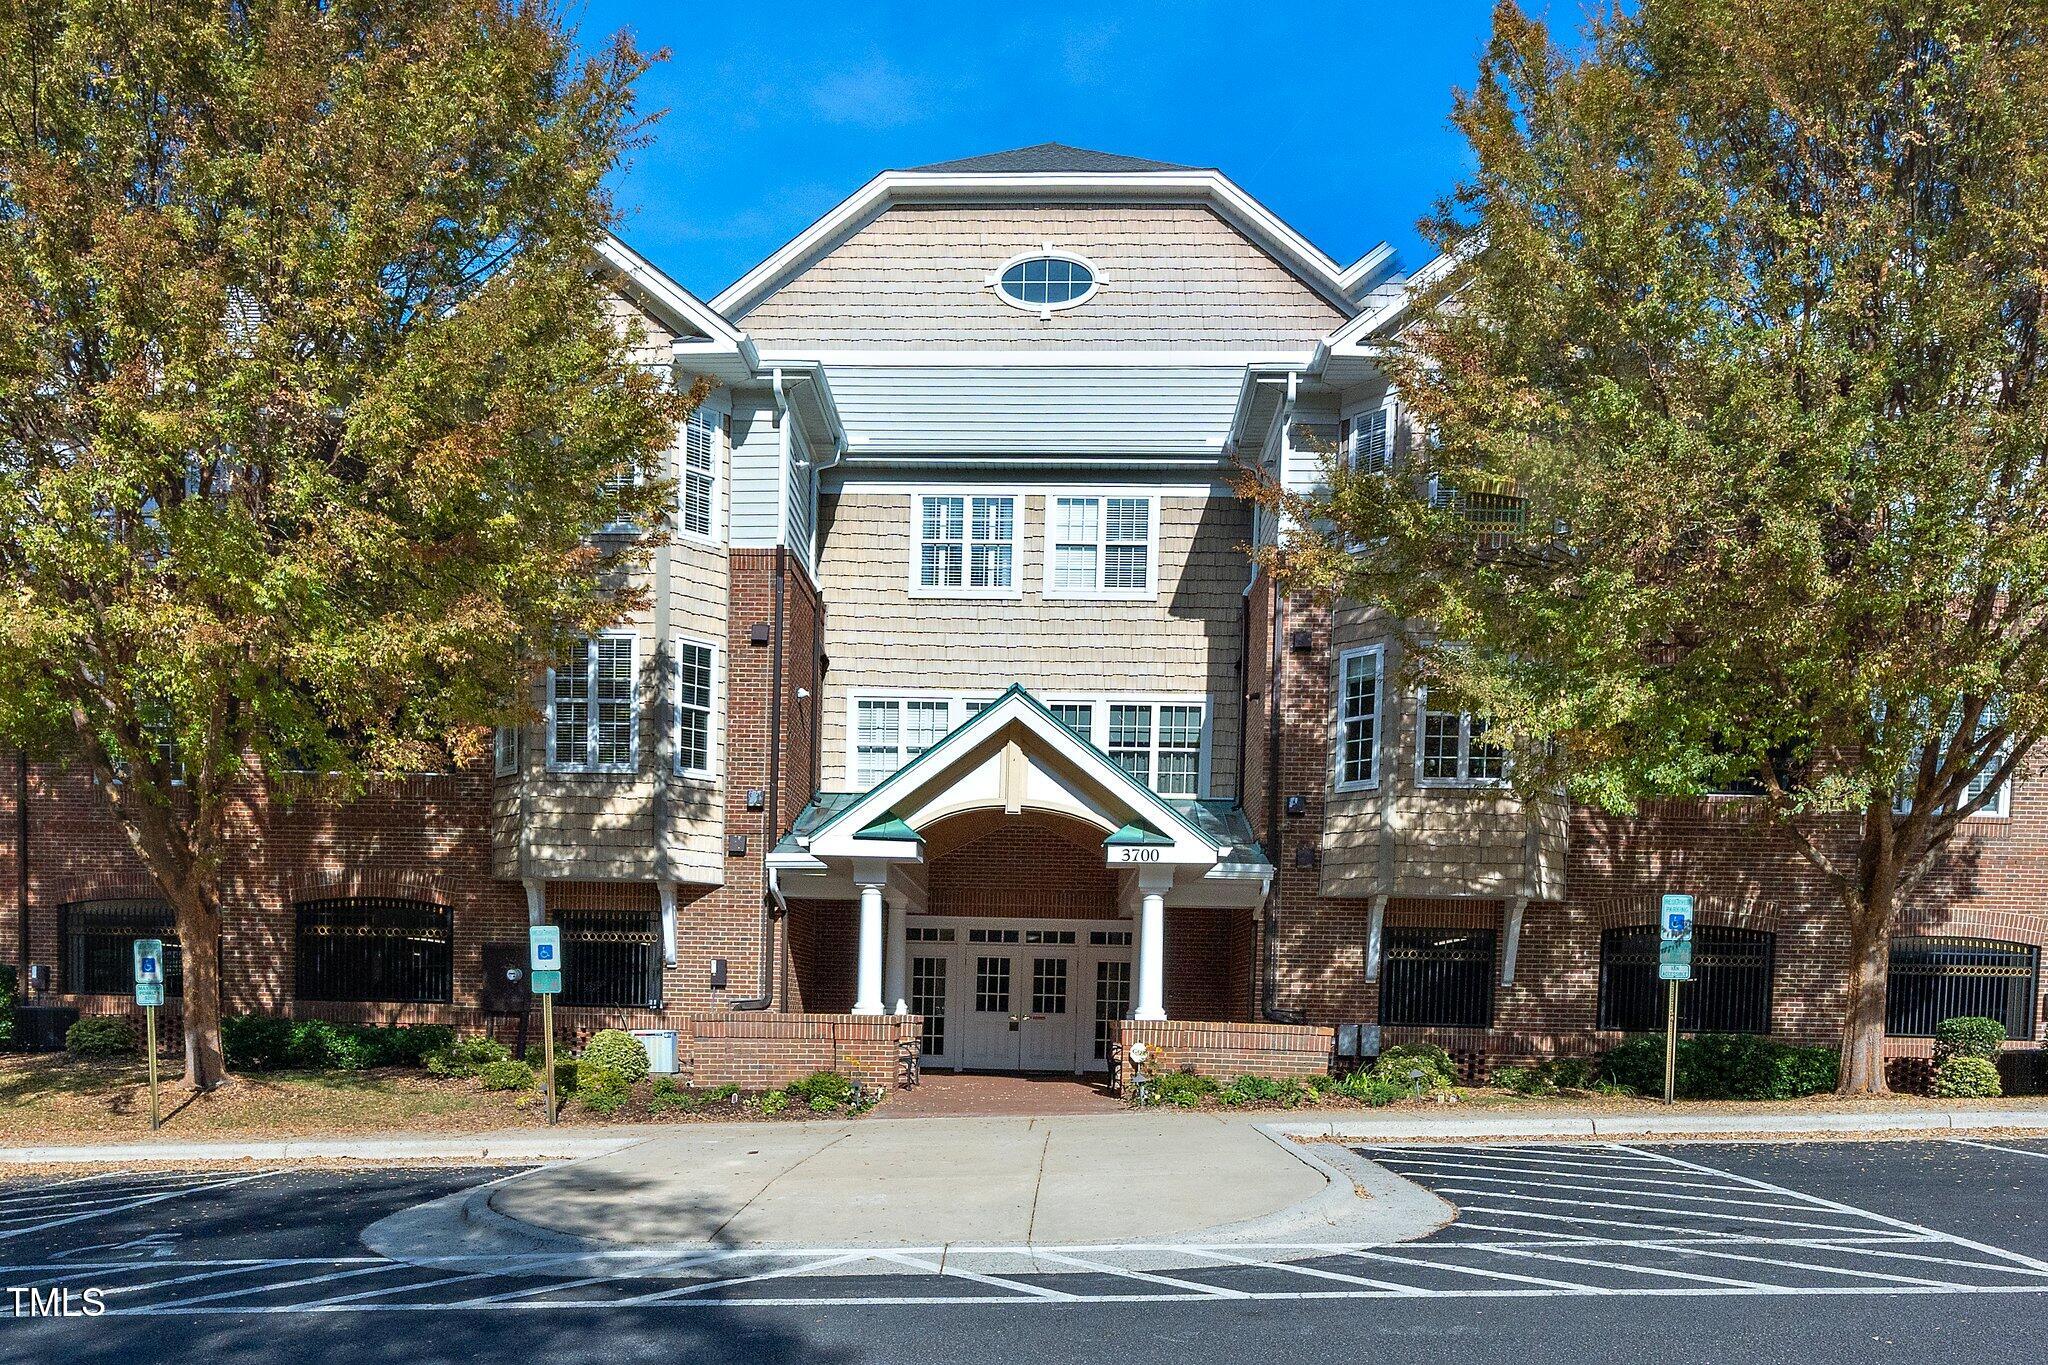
[728,395,783,548]
[828,364,1247,457]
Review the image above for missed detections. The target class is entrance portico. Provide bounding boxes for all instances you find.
[769,687,1273,1072]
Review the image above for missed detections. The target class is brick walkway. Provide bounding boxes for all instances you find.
[877,1072,1127,1118]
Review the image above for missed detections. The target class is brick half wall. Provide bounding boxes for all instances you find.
[1116,1018,1333,1090]
[687,1012,920,1093]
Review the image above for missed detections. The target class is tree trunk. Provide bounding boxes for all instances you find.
[168,889,228,1091]
[1837,907,1891,1095]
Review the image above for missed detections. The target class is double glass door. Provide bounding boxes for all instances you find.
[961,949,1078,1071]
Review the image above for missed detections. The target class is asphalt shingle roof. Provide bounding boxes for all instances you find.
[908,142,1192,174]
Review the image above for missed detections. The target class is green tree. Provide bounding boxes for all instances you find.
[1267,0,2048,1093]
[0,1,681,1089]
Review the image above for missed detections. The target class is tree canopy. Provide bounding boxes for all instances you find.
[1265,0,2048,1091]
[0,0,680,1085]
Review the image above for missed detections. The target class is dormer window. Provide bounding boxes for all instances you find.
[990,249,1098,316]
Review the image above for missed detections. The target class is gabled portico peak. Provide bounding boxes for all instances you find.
[804,686,1221,872]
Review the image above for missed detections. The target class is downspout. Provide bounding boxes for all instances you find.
[733,375,790,1011]
[1260,374,1305,1025]
[16,752,29,993]
[652,448,677,967]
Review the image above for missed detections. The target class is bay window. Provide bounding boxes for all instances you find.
[1335,646,1382,790]
[550,633,637,772]
[1417,688,1508,786]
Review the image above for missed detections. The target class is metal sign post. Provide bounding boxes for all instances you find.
[133,939,165,1132]
[529,926,562,1126]
[1658,894,1694,1105]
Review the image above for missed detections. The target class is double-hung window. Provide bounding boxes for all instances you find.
[674,637,717,778]
[1105,702,1203,797]
[915,494,1015,593]
[854,697,954,787]
[550,634,637,772]
[1894,700,2012,819]
[1048,494,1154,597]
[1417,688,1508,786]
[494,726,518,776]
[680,407,719,539]
[1335,647,1382,790]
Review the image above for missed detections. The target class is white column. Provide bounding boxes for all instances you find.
[854,881,885,1015]
[522,878,546,928]
[884,899,908,1015]
[658,882,679,968]
[1134,888,1167,1022]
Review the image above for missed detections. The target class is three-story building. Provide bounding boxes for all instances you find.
[6,145,2042,1087]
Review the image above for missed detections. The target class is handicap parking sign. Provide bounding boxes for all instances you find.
[1660,893,1694,939]
[528,925,562,995]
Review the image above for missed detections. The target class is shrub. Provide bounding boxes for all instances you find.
[65,1014,137,1058]
[648,1075,696,1116]
[553,1059,580,1094]
[425,1035,513,1078]
[387,1024,456,1066]
[1492,1065,1548,1096]
[1931,1055,2003,1099]
[1535,1057,1596,1090]
[785,1071,856,1109]
[700,1082,739,1104]
[577,1062,632,1116]
[757,1088,790,1115]
[580,1030,650,1084]
[1139,1070,1218,1108]
[1372,1043,1459,1094]
[1217,1074,1306,1107]
[1598,1034,1840,1099]
[1934,1016,2007,1064]
[221,1014,296,1070]
[477,1059,536,1091]
[1329,1069,1404,1106]
[0,963,16,1050]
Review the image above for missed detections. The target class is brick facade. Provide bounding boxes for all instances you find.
[1115,1018,1334,1089]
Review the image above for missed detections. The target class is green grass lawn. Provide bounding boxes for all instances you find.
[0,1053,542,1144]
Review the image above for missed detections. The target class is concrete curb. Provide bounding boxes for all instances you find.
[0,1135,639,1165]
[1266,1107,2048,1143]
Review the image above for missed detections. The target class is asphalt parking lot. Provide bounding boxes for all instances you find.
[2,1138,2045,1364]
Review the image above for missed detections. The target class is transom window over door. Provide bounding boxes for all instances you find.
[550,634,637,772]
[1335,646,1382,790]
[915,494,1015,593]
[1048,495,1154,597]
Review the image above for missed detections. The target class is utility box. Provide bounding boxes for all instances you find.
[631,1029,680,1075]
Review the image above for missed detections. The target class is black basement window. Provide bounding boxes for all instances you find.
[559,909,663,1010]
[1886,937,2039,1041]
[1379,928,1496,1028]
[61,899,181,996]
[1598,925,1775,1034]
[294,897,453,1004]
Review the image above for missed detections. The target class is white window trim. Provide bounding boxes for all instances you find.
[546,631,639,774]
[1041,488,1162,602]
[677,403,725,547]
[1333,645,1384,793]
[597,463,642,535]
[906,489,1023,600]
[493,726,519,777]
[843,688,1211,798]
[1894,758,2013,819]
[1342,393,1397,475]
[985,246,1102,319]
[673,634,721,781]
[1414,686,1510,789]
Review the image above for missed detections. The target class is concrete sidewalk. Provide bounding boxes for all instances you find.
[481,1112,1359,1249]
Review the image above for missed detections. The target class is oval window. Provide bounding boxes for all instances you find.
[996,254,1095,311]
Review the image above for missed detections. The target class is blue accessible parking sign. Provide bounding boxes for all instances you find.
[529,925,562,995]
[1659,894,1694,981]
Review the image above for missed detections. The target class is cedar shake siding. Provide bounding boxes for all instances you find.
[735,203,1346,350]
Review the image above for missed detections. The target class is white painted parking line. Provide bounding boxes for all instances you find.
[1431,1187,1881,1235]
[870,1251,1078,1301]
[1948,1137,2048,1162]
[608,1252,876,1304]
[1340,1246,1615,1292]
[1025,1249,1257,1299]
[1608,1143,2048,1275]
[1177,1246,1442,1294]
[1387,1166,1822,1203]
[0,1170,281,1242]
[146,1261,410,1310]
[1482,1244,1780,1290]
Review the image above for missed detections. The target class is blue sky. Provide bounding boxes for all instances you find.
[565,1,1542,299]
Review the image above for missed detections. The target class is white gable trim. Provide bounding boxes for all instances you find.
[711,170,1386,321]
[805,688,1220,868]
